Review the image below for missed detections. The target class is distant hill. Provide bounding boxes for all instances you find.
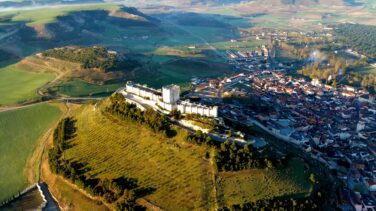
[0,0,104,8]
[144,0,363,6]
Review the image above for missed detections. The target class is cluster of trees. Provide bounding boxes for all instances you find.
[335,23,376,58]
[49,117,76,173]
[298,57,376,92]
[220,197,319,211]
[42,46,118,71]
[184,113,218,130]
[215,141,274,171]
[48,117,147,210]
[223,95,274,113]
[186,131,276,172]
[107,93,171,134]
[169,109,182,119]
[186,130,215,145]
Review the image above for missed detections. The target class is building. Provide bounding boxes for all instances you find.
[123,82,218,117]
[162,84,180,104]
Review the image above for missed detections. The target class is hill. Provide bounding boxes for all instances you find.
[43,98,314,210]
[0,0,104,8]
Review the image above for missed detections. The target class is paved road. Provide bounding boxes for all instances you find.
[0,97,102,113]
[39,183,60,211]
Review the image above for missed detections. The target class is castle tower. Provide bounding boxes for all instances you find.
[162,84,180,104]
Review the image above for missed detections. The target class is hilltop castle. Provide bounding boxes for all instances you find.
[122,81,218,117]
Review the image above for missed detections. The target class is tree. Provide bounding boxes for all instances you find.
[309,173,316,184]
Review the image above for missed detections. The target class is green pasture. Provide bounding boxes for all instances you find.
[0,65,54,105]
[0,103,61,203]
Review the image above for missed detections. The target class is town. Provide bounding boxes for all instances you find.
[117,40,376,210]
[194,47,376,211]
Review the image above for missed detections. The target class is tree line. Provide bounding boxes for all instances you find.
[298,57,376,92]
[220,196,319,211]
[42,46,118,72]
[48,117,149,210]
[186,131,280,172]
[215,141,275,171]
[107,93,171,135]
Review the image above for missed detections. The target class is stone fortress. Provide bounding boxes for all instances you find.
[122,81,218,117]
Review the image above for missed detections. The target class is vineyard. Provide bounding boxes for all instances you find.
[63,105,216,210]
[57,102,313,209]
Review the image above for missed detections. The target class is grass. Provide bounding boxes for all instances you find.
[157,59,231,82]
[53,80,122,97]
[63,104,216,210]
[359,65,376,75]
[0,103,62,203]
[211,39,267,51]
[0,64,54,105]
[216,159,312,207]
[50,178,109,211]
[58,103,313,210]
[0,3,120,26]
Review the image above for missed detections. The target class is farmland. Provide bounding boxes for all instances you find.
[0,103,61,203]
[0,7,242,101]
[54,103,313,209]
[0,64,54,105]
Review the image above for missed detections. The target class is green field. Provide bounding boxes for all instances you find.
[53,80,122,97]
[0,4,120,26]
[0,103,61,203]
[359,65,376,75]
[0,65,54,105]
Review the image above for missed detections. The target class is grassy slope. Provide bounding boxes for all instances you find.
[0,103,61,203]
[59,103,313,210]
[216,159,312,207]
[0,4,120,26]
[0,65,54,105]
[64,104,216,210]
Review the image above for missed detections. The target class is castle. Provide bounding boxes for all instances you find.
[123,81,218,117]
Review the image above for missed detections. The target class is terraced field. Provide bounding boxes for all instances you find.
[63,105,216,210]
[0,103,62,203]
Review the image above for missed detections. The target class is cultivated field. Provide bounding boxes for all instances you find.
[0,103,61,203]
[63,104,216,210]
[0,64,54,105]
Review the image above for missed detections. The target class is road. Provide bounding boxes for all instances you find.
[0,29,18,41]
[39,183,60,211]
[0,97,102,113]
